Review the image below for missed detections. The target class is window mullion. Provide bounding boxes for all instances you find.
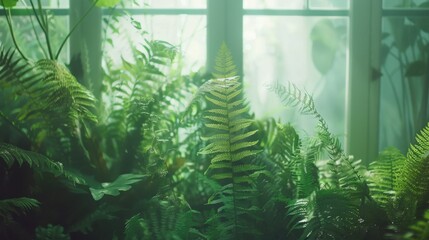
[69,0,102,98]
[346,0,382,163]
[207,0,243,76]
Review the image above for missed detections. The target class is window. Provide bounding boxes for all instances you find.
[2,0,428,163]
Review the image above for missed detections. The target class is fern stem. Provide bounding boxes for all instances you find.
[54,0,99,60]
[29,11,49,58]
[29,0,54,59]
[4,8,28,61]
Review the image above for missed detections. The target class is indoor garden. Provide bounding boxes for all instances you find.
[1,0,429,239]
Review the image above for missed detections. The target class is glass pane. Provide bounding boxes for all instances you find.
[104,15,206,73]
[310,0,350,9]
[383,0,429,8]
[16,0,69,8]
[379,16,429,152]
[244,0,306,9]
[244,16,348,138]
[121,0,206,8]
[0,16,69,63]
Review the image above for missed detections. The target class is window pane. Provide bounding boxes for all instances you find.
[244,0,306,9]
[383,0,429,8]
[16,0,69,8]
[0,16,69,62]
[244,16,348,138]
[104,15,206,73]
[310,0,350,9]
[379,16,429,152]
[244,0,350,9]
[122,0,206,8]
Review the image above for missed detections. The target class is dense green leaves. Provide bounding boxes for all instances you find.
[198,44,263,239]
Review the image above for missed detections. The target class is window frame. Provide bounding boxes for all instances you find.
[2,0,428,163]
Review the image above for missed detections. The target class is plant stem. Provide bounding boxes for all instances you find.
[55,0,99,60]
[29,0,54,59]
[4,8,28,61]
[29,12,49,58]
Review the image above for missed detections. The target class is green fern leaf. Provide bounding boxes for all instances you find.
[368,147,404,208]
[401,209,429,240]
[0,197,40,219]
[198,44,263,239]
[397,123,429,199]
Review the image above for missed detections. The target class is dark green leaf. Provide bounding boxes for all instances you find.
[405,60,427,77]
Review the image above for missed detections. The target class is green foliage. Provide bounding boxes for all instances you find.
[90,174,147,200]
[288,190,359,240]
[401,209,429,240]
[0,142,86,184]
[35,224,70,240]
[198,44,263,239]
[0,46,97,144]
[124,198,200,240]
[397,122,429,199]
[367,148,404,209]
[125,214,150,240]
[0,197,40,219]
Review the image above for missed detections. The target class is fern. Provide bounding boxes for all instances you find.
[271,81,366,193]
[367,147,404,208]
[0,46,97,144]
[128,197,199,240]
[0,142,87,184]
[401,209,429,240]
[35,224,70,240]
[125,214,151,240]
[198,43,263,239]
[0,197,40,219]
[397,122,429,200]
[287,190,360,240]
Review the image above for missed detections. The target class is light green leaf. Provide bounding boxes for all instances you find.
[0,0,18,8]
[89,174,146,201]
[94,0,120,7]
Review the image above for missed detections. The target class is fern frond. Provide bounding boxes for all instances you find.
[397,122,429,200]
[125,214,150,240]
[1,142,61,172]
[0,142,86,185]
[287,190,360,240]
[367,147,404,208]
[0,197,40,218]
[139,197,198,240]
[401,209,429,240]
[271,81,366,193]
[0,46,35,86]
[198,45,263,239]
[35,224,70,240]
[23,59,97,125]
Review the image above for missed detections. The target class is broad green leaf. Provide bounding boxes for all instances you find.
[94,0,120,7]
[89,174,146,201]
[0,0,18,8]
